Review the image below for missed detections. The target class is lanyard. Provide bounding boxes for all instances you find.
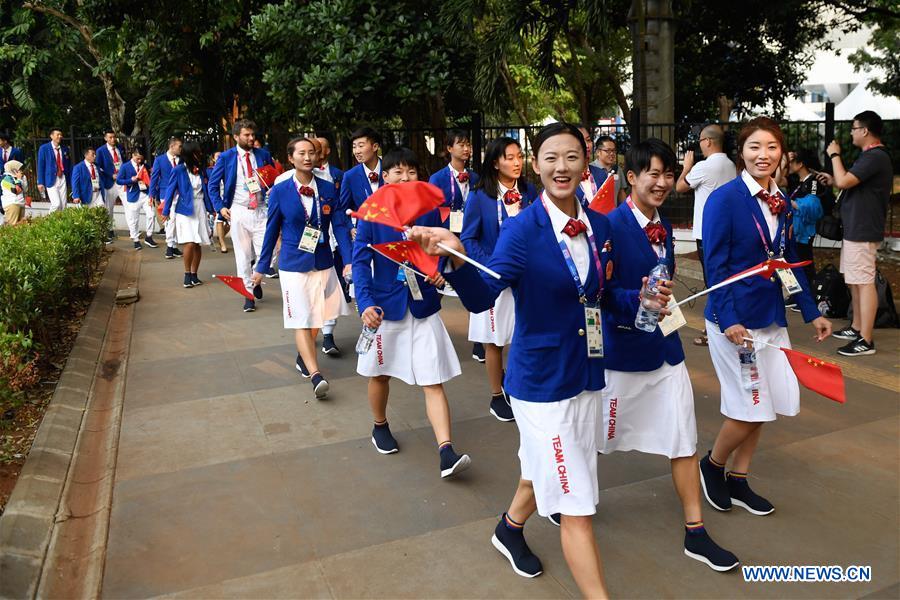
[751,213,785,258]
[296,182,321,227]
[541,195,603,304]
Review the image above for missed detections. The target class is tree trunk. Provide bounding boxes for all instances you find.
[717,95,734,122]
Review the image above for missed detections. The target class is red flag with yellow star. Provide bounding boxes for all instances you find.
[349,181,445,230]
[781,348,846,403]
[588,174,616,214]
[371,240,440,278]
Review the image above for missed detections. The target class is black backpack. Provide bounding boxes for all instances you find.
[816,190,843,241]
[847,269,900,329]
[813,264,851,318]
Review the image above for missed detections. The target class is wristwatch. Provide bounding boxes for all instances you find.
[829,152,840,159]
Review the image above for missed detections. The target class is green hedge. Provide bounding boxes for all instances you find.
[0,207,110,401]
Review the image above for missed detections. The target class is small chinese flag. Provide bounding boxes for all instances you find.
[349,181,444,230]
[781,348,846,404]
[256,163,285,190]
[439,206,451,223]
[138,166,151,188]
[588,174,616,214]
[727,259,812,282]
[213,274,254,300]
[371,240,440,277]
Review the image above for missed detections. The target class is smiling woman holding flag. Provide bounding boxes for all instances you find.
[250,137,353,400]
[699,117,832,518]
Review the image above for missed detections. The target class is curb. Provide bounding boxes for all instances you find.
[0,249,128,599]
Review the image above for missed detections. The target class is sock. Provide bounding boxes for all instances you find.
[374,419,387,427]
[323,321,336,336]
[708,454,726,469]
[310,371,320,379]
[685,520,706,535]
[503,512,524,532]
[491,392,504,399]
[184,272,191,277]
[438,441,453,454]
[726,471,747,481]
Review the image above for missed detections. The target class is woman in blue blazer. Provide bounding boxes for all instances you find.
[699,117,831,519]
[161,141,211,288]
[460,136,538,422]
[249,138,353,401]
[408,123,666,597]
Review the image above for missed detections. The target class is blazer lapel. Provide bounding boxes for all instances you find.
[740,186,774,249]
[621,203,658,265]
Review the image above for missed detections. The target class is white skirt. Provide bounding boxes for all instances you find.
[174,198,211,245]
[511,392,601,517]
[468,287,516,346]
[706,320,800,422]
[280,268,350,329]
[599,362,697,459]
[357,310,461,386]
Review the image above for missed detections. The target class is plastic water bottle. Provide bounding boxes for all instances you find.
[738,345,760,391]
[355,308,383,355]
[634,258,670,332]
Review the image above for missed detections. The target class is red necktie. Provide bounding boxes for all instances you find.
[112,147,119,162]
[368,171,379,183]
[2,149,7,162]
[298,185,315,197]
[563,218,587,237]
[581,170,591,181]
[503,189,521,205]
[457,172,469,183]
[756,190,785,215]
[55,147,64,176]
[90,163,96,178]
[244,153,253,177]
[644,222,667,244]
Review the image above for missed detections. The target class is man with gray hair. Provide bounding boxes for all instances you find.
[676,124,736,345]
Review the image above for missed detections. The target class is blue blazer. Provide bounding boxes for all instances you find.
[603,202,684,372]
[95,145,125,190]
[70,162,98,205]
[459,184,538,266]
[115,161,148,203]
[702,176,819,331]
[207,147,275,213]
[161,165,213,217]
[339,162,383,212]
[149,153,178,201]
[575,164,609,207]
[0,147,25,173]
[447,202,634,402]
[256,176,353,275]
[36,142,72,188]
[428,165,481,210]
[352,209,444,321]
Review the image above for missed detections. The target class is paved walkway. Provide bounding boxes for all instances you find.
[102,240,899,598]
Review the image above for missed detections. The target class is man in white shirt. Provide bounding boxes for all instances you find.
[676,124,736,345]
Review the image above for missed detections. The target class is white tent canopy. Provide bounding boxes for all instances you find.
[835,83,900,120]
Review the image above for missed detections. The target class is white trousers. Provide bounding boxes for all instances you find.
[164,210,176,246]
[230,203,267,293]
[46,178,68,212]
[88,189,105,208]
[124,196,152,241]
[104,184,125,225]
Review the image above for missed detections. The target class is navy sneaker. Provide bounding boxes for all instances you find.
[190,274,203,286]
[472,342,485,363]
[243,299,256,313]
[547,513,561,527]
[322,334,341,356]
[439,445,471,478]
[684,524,740,572]
[490,394,515,422]
[491,516,543,578]
[311,372,329,399]
[253,283,263,299]
[183,273,194,288]
[133,241,142,251]
[165,246,175,260]
[144,236,159,248]
[372,422,399,454]
[727,473,774,515]
[295,353,310,378]
[265,268,279,279]
[106,230,115,245]
[171,246,183,257]
[699,452,731,511]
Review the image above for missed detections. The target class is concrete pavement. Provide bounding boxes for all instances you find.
[100,240,899,598]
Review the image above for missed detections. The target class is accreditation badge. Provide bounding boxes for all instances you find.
[298,226,321,253]
[658,294,688,337]
[775,268,803,295]
[245,176,262,194]
[585,306,603,358]
[449,210,464,233]
[404,266,424,301]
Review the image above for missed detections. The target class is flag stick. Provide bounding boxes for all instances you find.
[435,242,502,280]
[710,330,781,351]
[671,265,768,308]
[367,244,429,279]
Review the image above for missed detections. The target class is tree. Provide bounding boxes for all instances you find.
[847,0,900,99]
